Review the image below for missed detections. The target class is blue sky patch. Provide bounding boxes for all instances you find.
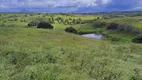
[0,0,142,12]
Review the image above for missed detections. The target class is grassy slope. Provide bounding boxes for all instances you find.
[0,13,142,80]
[101,16,142,29]
[90,16,142,42]
[0,28,142,80]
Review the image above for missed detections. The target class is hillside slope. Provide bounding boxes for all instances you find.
[0,28,142,80]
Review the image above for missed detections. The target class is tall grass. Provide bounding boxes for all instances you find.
[0,28,142,80]
[0,13,142,80]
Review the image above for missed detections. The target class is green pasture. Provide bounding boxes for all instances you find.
[0,13,142,80]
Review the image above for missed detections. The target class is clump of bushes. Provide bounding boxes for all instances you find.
[118,24,134,32]
[65,27,77,34]
[37,21,53,29]
[132,33,142,43]
[106,22,134,32]
[27,21,39,27]
[106,22,119,30]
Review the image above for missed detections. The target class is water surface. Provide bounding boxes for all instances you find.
[82,34,104,40]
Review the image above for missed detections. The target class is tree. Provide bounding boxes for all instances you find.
[97,17,100,20]
[56,17,63,24]
[72,19,76,24]
[37,22,53,29]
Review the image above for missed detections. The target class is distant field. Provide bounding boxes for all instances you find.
[101,16,142,29]
[0,13,142,43]
[0,13,142,29]
[0,13,99,29]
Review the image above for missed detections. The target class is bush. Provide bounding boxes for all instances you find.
[106,23,134,32]
[106,22,119,30]
[27,21,39,27]
[118,24,134,32]
[132,33,142,43]
[65,27,77,33]
[37,22,53,29]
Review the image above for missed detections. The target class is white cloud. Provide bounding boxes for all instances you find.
[0,0,141,12]
[24,0,99,7]
[101,0,112,4]
[0,0,112,8]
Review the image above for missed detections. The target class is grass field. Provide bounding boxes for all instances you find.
[0,13,142,80]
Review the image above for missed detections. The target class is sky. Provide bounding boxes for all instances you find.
[0,0,142,12]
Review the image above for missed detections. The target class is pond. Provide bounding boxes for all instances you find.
[82,34,104,40]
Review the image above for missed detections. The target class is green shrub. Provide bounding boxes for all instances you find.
[28,21,39,27]
[132,33,142,43]
[106,23,134,32]
[118,24,134,32]
[37,22,53,29]
[65,27,77,34]
[106,22,119,30]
